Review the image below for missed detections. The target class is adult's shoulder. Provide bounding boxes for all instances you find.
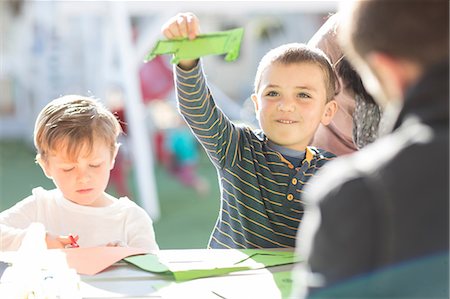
[305,136,395,207]
[306,116,438,207]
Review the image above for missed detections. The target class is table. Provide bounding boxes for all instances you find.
[0,248,298,299]
[80,248,297,298]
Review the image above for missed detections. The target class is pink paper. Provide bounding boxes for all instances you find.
[61,246,149,275]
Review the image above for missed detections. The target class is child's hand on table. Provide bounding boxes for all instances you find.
[45,233,79,249]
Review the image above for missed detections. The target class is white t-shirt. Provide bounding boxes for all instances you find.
[0,187,159,251]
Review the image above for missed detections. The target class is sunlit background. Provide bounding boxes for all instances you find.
[0,0,338,248]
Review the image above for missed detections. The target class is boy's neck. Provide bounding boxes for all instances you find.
[94,193,116,207]
[267,140,306,160]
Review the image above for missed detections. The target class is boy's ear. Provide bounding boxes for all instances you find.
[321,100,338,126]
[110,143,120,170]
[36,155,52,179]
[251,93,260,119]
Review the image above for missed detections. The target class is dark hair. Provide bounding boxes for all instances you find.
[336,58,375,106]
[347,0,449,68]
[335,57,381,149]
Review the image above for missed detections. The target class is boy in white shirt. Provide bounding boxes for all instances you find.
[0,95,159,251]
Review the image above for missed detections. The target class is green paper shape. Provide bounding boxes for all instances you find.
[272,271,294,298]
[123,249,302,283]
[145,28,244,64]
[124,254,170,274]
[173,266,251,282]
[236,249,302,267]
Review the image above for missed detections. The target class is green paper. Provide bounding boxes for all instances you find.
[123,249,301,282]
[272,271,294,298]
[145,28,244,64]
[124,253,170,274]
[236,249,302,267]
[173,266,251,282]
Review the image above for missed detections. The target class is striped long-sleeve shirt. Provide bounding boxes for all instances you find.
[175,62,335,249]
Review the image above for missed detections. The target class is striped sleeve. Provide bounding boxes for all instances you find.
[175,62,240,169]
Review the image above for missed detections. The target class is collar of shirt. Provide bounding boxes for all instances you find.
[267,140,306,167]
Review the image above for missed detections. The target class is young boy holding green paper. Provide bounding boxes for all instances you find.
[161,12,338,249]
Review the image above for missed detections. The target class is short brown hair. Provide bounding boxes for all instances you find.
[34,95,122,161]
[342,0,449,68]
[253,43,338,102]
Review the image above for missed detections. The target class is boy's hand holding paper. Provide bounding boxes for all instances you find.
[146,12,243,65]
[146,28,244,64]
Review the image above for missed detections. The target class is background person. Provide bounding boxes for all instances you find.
[308,13,382,155]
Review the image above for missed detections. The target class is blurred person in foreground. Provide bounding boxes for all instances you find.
[293,0,449,298]
[308,13,382,155]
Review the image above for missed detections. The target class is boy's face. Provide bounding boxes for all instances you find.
[38,139,117,207]
[251,62,337,151]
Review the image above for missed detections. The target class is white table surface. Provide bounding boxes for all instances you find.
[1,248,297,299]
[81,263,294,299]
[80,248,296,299]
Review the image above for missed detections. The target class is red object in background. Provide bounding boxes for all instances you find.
[110,108,132,198]
[154,130,172,166]
[109,148,131,197]
[139,56,173,103]
[114,109,128,134]
[109,56,173,198]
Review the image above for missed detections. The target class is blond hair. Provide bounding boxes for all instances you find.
[34,95,122,161]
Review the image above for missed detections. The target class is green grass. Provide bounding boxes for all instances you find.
[0,140,220,249]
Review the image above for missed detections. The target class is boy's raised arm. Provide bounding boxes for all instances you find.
[161,12,200,70]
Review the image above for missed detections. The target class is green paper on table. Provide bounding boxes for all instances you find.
[145,28,244,64]
[124,249,301,282]
[173,266,252,281]
[123,253,170,274]
[272,271,295,298]
[237,249,301,267]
